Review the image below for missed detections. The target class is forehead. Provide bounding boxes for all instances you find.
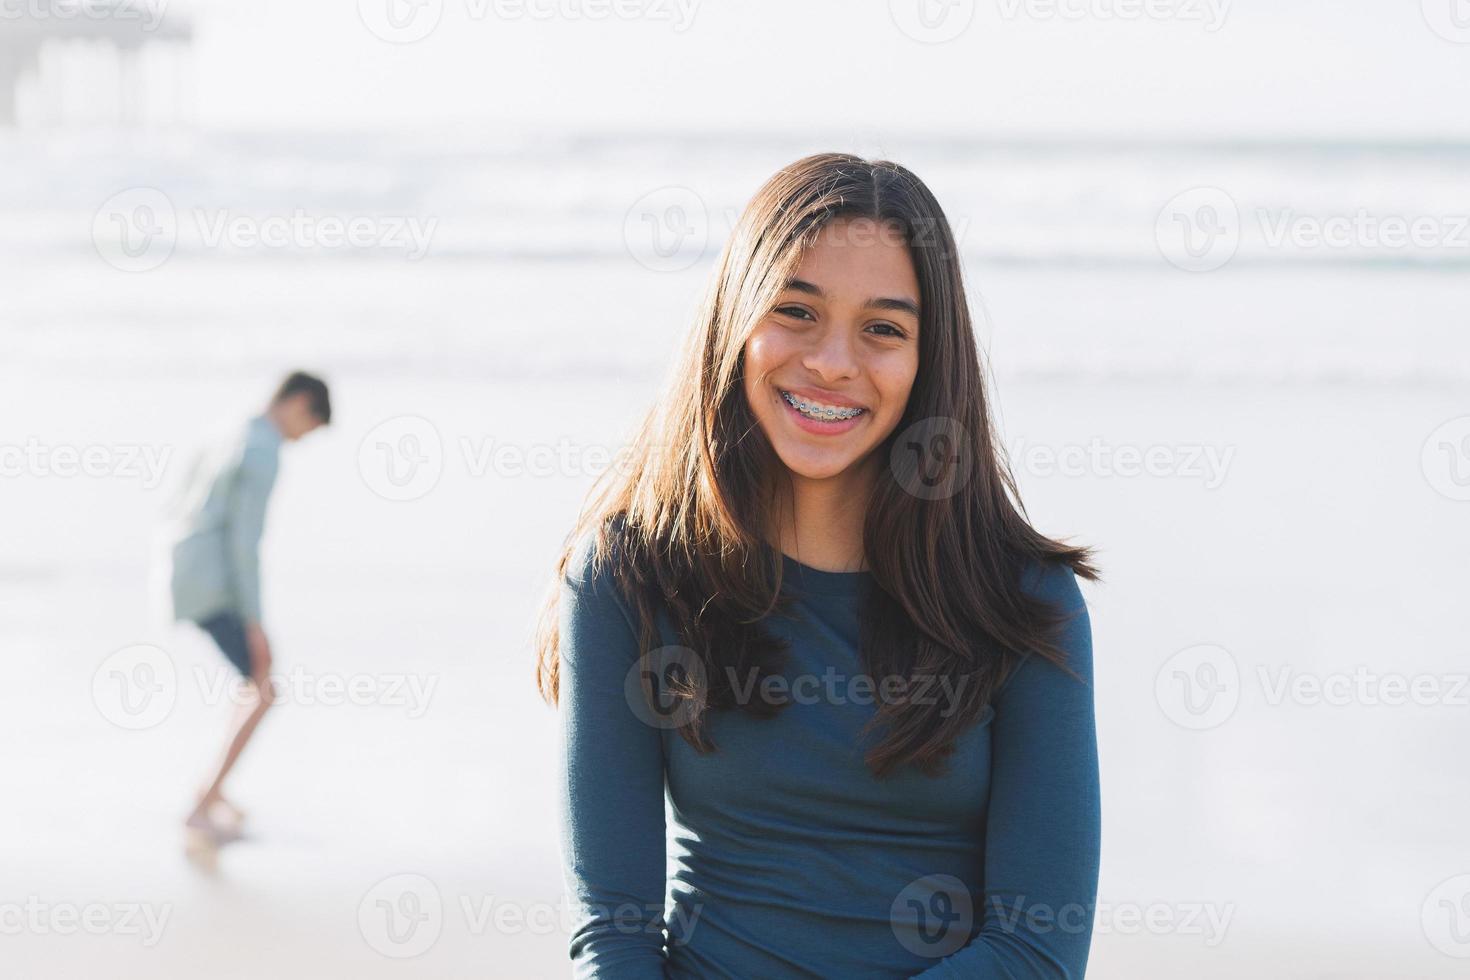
[790,217,919,298]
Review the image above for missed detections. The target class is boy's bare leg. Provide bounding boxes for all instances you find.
[187,625,274,828]
[188,685,273,823]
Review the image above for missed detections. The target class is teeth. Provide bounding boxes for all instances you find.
[781,390,865,421]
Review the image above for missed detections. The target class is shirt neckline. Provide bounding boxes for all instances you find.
[778,551,872,598]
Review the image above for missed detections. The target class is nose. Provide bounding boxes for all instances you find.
[800,322,860,384]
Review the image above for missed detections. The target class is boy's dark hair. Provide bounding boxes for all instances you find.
[272,371,332,424]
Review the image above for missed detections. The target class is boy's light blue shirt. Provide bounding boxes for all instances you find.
[167,414,282,625]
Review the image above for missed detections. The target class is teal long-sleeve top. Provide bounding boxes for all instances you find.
[557,539,1101,979]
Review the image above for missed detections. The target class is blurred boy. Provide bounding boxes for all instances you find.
[168,371,331,840]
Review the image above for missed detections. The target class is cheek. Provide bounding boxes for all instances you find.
[874,354,919,420]
[742,327,789,395]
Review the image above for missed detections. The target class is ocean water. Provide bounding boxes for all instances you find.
[2,129,1467,978]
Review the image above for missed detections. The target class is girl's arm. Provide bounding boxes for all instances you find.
[557,536,671,978]
[912,562,1102,978]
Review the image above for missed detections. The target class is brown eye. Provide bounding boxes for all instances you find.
[867,322,905,338]
[776,305,815,322]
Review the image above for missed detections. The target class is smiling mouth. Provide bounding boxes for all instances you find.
[779,389,867,422]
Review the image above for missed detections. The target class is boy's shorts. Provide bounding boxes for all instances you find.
[196,611,253,678]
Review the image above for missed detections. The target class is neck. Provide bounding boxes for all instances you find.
[769,457,876,573]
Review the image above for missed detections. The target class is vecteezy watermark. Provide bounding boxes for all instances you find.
[1421,0,1470,44]
[1157,643,1470,730]
[891,416,975,501]
[191,209,436,260]
[622,187,973,273]
[1155,643,1240,730]
[357,0,698,44]
[92,644,178,730]
[624,651,973,730]
[624,645,709,730]
[359,874,443,958]
[994,0,1231,31]
[891,875,975,957]
[892,882,1231,955]
[193,665,440,719]
[888,0,975,44]
[358,422,662,501]
[1422,416,1470,502]
[1256,666,1470,709]
[357,873,703,957]
[624,186,710,273]
[93,187,177,273]
[359,416,444,502]
[1157,186,1470,272]
[1093,899,1233,946]
[1008,437,1234,489]
[1156,187,1240,272]
[0,0,170,32]
[92,645,439,729]
[0,439,172,489]
[461,437,640,481]
[1255,208,1470,253]
[1422,873,1470,958]
[0,897,172,947]
[92,188,438,272]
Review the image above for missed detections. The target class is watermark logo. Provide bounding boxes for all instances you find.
[359,873,444,957]
[0,897,172,946]
[1422,873,1470,957]
[358,0,444,42]
[1159,187,1468,271]
[0,439,172,488]
[1008,436,1234,489]
[1256,208,1469,253]
[1422,416,1470,501]
[1421,0,1470,43]
[193,665,440,718]
[624,645,708,730]
[359,416,444,502]
[995,0,1230,31]
[1158,645,1466,728]
[890,416,974,501]
[192,209,436,259]
[891,874,974,957]
[93,188,177,273]
[1094,898,1232,944]
[1156,187,1239,272]
[92,644,178,730]
[0,0,170,32]
[623,186,709,272]
[889,0,974,43]
[1155,643,1239,730]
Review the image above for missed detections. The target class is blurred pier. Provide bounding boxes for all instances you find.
[0,1,192,126]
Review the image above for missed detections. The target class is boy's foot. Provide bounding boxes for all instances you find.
[210,795,247,828]
[184,807,243,846]
[194,787,247,828]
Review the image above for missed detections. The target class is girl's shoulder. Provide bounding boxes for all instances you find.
[1018,554,1088,615]
[563,512,636,598]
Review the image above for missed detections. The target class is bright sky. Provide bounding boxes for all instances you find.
[180,0,1470,138]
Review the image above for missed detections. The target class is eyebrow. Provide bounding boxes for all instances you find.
[784,278,921,319]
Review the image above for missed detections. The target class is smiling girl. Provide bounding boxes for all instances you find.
[536,153,1101,978]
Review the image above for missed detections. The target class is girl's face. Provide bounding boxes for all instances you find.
[742,217,922,484]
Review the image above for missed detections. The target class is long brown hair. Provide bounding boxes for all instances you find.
[535,152,1097,777]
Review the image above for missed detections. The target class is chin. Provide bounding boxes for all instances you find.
[771,444,863,482]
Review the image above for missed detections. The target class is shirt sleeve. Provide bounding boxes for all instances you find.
[912,562,1101,979]
[558,537,671,978]
[226,445,278,625]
